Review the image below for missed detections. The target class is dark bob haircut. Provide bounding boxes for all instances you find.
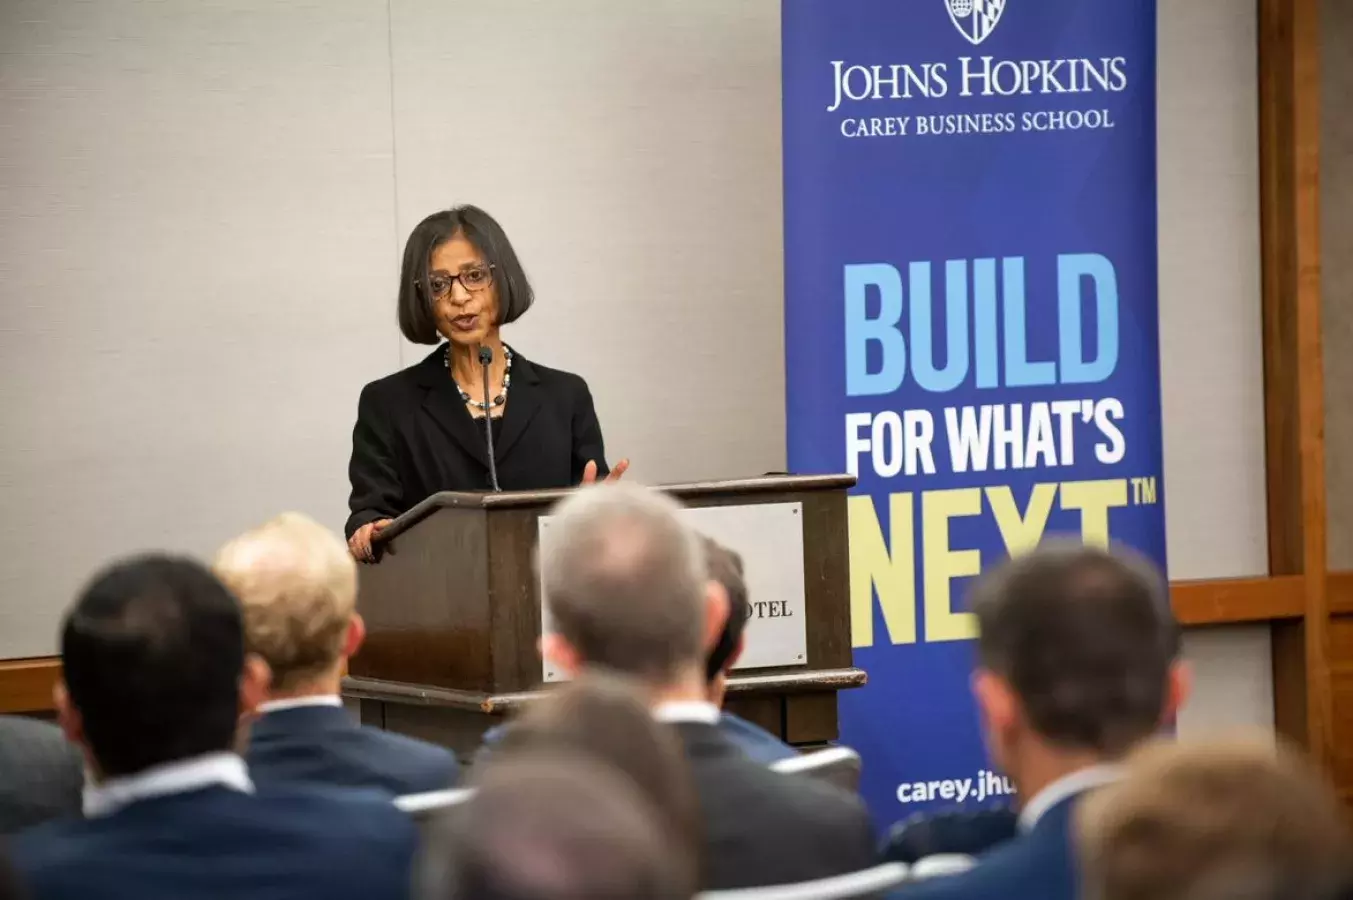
[397,205,535,345]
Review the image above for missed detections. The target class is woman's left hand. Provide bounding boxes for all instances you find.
[581,458,630,485]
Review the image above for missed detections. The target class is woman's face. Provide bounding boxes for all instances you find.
[428,233,500,348]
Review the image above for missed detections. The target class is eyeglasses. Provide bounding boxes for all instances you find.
[424,264,496,299]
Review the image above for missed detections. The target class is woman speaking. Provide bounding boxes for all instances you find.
[346,206,627,561]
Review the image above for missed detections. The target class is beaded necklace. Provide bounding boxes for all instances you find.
[445,343,513,411]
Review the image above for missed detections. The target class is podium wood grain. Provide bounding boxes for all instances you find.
[344,476,862,757]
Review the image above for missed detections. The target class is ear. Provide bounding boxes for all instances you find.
[726,633,746,670]
[238,653,272,717]
[343,613,366,659]
[972,669,1017,735]
[1162,660,1192,726]
[702,582,731,652]
[539,633,583,677]
[53,679,84,747]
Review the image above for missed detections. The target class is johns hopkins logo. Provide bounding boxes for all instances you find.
[946,0,1006,46]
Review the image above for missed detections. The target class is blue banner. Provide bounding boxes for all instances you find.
[782,0,1164,823]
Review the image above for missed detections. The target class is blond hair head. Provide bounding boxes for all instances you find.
[213,512,357,691]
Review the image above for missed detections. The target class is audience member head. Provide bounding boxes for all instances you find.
[493,672,700,879]
[702,536,749,706]
[56,555,269,779]
[214,512,362,698]
[538,484,725,695]
[1078,737,1353,900]
[969,541,1186,798]
[425,755,692,900]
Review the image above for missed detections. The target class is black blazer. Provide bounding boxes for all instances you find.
[673,722,877,890]
[247,705,459,796]
[347,345,608,537]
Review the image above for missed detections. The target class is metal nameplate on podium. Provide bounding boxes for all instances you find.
[537,502,809,682]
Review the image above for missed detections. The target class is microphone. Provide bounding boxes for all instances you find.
[479,346,501,492]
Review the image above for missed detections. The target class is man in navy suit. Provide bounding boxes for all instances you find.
[215,512,459,795]
[892,542,1189,900]
[9,554,415,900]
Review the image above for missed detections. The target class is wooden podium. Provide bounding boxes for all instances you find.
[341,474,865,760]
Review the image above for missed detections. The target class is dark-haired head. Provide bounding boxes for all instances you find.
[702,537,748,684]
[397,206,534,348]
[56,554,269,778]
[969,541,1186,778]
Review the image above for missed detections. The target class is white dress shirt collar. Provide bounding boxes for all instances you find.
[652,700,721,726]
[257,695,344,714]
[1017,763,1121,833]
[83,751,253,819]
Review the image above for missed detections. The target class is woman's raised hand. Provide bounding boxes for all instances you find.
[580,458,630,485]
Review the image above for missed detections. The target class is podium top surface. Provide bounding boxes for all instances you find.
[375,472,855,543]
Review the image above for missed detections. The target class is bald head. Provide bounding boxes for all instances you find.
[540,484,706,683]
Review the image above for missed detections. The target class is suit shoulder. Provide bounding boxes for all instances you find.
[0,714,65,742]
[360,726,460,790]
[10,818,90,869]
[717,714,797,764]
[715,755,871,837]
[9,817,124,892]
[358,363,421,405]
[358,345,447,403]
[785,775,873,830]
[891,831,1073,900]
[521,357,591,393]
[258,783,417,843]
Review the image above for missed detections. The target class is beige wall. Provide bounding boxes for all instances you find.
[1156,0,1273,737]
[386,0,785,482]
[0,0,784,658]
[0,0,1276,745]
[0,0,400,656]
[1323,0,1353,570]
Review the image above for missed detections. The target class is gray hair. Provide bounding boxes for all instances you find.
[539,484,706,682]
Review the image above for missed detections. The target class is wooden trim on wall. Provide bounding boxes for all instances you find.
[1258,0,1331,764]
[0,573,1333,714]
[0,656,350,715]
[1329,571,1353,615]
[1172,575,1304,625]
[0,658,62,715]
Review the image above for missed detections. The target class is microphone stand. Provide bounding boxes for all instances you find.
[479,346,502,492]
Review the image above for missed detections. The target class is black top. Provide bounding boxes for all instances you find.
[346,345,608,538]
[672,722,876,890]
[479,414,505,446]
